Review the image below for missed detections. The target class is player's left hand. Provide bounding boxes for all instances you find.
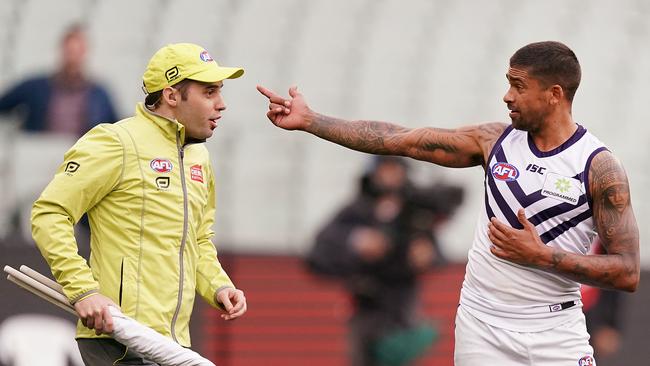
[487,208,550,266]
[216,287,247,321]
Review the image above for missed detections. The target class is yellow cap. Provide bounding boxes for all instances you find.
[142,43,244,94]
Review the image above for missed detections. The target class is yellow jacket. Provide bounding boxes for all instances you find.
[32,103,234,346]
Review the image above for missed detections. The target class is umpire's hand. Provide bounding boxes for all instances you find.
[216,288,247,320]
[74,293,118,335]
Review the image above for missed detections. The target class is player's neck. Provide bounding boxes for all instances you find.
[529,111,577,152]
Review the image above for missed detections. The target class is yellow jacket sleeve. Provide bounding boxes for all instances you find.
[195,163,234,309]
[31,124,123,303]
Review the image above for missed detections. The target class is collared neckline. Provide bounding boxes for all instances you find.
[527,124,586,158]
[136,103,186,144]
[135,103,208,145]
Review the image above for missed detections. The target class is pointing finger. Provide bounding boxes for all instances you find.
[256,85,287,105]
[256,85,274,98]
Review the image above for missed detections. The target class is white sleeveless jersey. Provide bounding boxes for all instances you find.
[459,124,608,332]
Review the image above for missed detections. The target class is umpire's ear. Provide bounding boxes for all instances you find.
[162,86,179,107]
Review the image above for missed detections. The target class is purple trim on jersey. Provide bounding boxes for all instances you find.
[487,172,524,229]
[540,210,592,244]
[527,124,587,158]
[483,124,515,222]
[528,195,588,226]
[508,182,546,207]
[495,149,545,207]
[584,146,610,211]
[484,180,496,219]
[495,148,585,210]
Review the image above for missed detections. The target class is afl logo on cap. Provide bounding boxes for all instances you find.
[491,162,519,182]
[150,158,173,173]
[199,51,213,62]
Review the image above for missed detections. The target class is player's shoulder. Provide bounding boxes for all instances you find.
[589,148,623,171]
[588,148,629,191]
[476,122,510,137]
[472,122,510,161]
[456,121,509,147]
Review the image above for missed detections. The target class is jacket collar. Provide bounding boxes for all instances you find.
[136,103,186,145]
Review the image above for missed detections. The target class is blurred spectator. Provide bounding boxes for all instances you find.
[307,156,463,366]
[0,23,117,136]
[0,23,116,249]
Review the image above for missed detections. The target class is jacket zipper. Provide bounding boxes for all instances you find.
[170,130,189,342]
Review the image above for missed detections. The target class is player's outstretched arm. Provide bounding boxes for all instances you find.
[257,85,507,168]
[488,151,639,292]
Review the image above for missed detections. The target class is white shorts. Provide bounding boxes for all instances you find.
[454,305,596,366]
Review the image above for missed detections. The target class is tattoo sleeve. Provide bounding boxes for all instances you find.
[542,151,639,291]
[306,113,507,168]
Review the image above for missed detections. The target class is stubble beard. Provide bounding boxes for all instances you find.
[511,114,543,134]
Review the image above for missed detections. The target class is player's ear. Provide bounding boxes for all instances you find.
[549,85,563,105]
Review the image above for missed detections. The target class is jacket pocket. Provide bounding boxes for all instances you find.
[119,256,139,316]
[119,259,124,306]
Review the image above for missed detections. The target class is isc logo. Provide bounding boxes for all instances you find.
[491,162,519,182]
[150,158,173,173]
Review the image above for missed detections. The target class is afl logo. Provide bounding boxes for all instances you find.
[199,51,213,62]
[491,162,519,182]
[577,355,594,366]
[150,158,173,173]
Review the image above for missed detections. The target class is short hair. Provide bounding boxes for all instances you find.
[61,23,85,44]
[144,79,192,110]
[510,41,581,102]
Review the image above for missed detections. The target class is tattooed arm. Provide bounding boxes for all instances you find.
[576,151,639,290]
[307,114,507,168]
[545,151,639,291]
[257,85,507,168]
[488,150,639,291]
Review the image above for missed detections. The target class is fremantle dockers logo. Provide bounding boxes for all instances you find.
[165,66,180,82]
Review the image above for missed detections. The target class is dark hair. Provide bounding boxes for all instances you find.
[510,41,581,102]
[144,79,193,110]
[61,23,85,44]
